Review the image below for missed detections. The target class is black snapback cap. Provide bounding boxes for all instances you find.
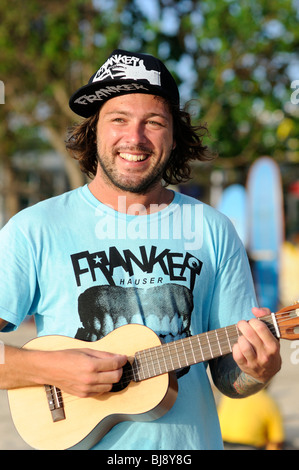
[69,49,180,118]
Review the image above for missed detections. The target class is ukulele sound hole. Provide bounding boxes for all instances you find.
[111,361,133,393]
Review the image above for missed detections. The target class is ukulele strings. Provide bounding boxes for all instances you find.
[52,309,298,406]
[130,310,298,379]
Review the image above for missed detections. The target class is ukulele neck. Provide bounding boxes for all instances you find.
[132,313,281,382]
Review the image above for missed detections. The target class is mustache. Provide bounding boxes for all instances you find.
[113,145,154,155]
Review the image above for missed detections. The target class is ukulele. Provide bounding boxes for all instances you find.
[8,304,299,450]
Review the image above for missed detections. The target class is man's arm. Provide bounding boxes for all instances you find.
[210,308,281,398]
[210,353,266,398]
[0,319,127,397]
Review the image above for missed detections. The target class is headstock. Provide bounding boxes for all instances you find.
[275,303,299,340]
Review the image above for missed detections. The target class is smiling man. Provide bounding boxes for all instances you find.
[91,93,176,204]
[0,50,281,450]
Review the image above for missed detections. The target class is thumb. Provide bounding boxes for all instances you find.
[252,307,271,318]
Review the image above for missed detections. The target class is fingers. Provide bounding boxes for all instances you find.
[233,321,259,366]
[232,315,281,383]
[55,349,128,398]
[94,352,128,393]
[82,349,127,371]
[239,316,277,346]
[79,349,128,396]
[251,307,271,318]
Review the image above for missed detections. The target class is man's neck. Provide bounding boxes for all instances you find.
[88,179,174,215]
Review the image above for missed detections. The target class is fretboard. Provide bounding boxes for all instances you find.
[132,314,277,382]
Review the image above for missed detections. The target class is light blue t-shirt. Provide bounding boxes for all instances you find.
[0,185,257,450]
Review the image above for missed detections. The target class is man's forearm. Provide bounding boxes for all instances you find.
[210,354,265,398]
[0,345,49,390]
[0,341,127,397]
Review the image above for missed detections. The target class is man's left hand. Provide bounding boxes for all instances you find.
[232,307,282,384]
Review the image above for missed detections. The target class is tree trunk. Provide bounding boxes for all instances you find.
[44,125,86,190]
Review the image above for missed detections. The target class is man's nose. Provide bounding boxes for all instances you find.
[125,121,148,145]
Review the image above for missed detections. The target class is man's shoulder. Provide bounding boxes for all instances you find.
[175,191,232,223]
[5,187,83,230]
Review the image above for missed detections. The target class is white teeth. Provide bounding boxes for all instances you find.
[119,153,148,162]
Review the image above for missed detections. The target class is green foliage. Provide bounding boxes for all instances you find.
[0,0,298,170]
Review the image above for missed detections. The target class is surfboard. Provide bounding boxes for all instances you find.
[217,184,248,248]
[246,157,284,311]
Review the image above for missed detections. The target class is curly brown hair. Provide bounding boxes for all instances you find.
[65,99,215,185]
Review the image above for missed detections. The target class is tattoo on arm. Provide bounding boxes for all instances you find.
[210,354,265,398]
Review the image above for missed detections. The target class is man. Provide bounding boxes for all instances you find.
[0,50,281,450]
[218,387,285,450]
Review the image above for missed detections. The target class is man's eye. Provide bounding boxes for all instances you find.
[148,120,163,127]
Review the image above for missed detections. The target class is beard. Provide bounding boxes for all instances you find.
[96,145,172,194]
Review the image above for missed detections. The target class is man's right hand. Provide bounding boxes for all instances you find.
[0,340,127,397]
[41,348,128,397]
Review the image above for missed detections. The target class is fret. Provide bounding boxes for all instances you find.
[224,326,232,352]
[179,338,195,366]
[147,346,165,378]
[214,329,222,356]
[147,347,156,378]
[235,325,241,342]
[166,342,175,371]
[143,350,151,378]
[181,339,189,365]
[134,351,146,380]
[225,325,240,353]
[195,335,204,363]
[180,338,193,365]
[160,345,169,375]
[131,359,139,382]
[198,333,211,361]
[166,341,183,371]
[206,332,213,358]
[167,342,183,373]
[188,336,197,364]
[154,345,163,376]
[172,341,182,370]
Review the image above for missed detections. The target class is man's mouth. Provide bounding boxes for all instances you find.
[119,152,150,162]
[117,147,152,162]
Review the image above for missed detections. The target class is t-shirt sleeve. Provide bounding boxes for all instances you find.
[205,210,258,332]
[0,216,39,331]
